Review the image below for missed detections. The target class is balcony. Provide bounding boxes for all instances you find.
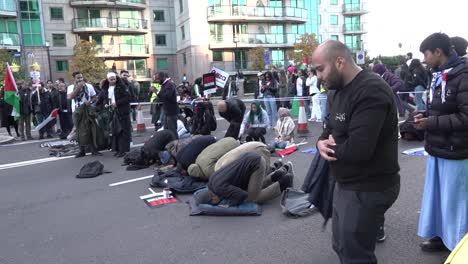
[127,69,151,81]
[0,0,16,17]
[0,32,20,50]
[72,18,148,34]
[343,23,367,34]
[207,5,308,23]
[95,43,149,58]
[70,0,146,10]
[342,3,368,15]
[209,33,300,49]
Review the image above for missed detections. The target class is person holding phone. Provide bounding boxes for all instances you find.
[414,33,468,252]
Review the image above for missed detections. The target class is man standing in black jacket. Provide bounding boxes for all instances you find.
[217,98,246,139]
[120,70,138,122]
[313,40,400,264]
[156,72,178,135]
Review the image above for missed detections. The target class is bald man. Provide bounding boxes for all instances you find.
[313,40,400,264]
[217,98,246,139]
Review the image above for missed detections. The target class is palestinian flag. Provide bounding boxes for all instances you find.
[34,108,59,131]
[3,63,20,120]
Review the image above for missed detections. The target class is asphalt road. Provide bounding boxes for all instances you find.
[0,113,450,264]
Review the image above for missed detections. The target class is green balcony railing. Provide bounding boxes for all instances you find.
[0,0,16,12]
[210,33,301,46]
[342,3,367,13]
[70,0,146,4]
[343,23,366,33]
[0,33,20,46]
[95,43,149,57]
[73,17,147,31]
[207,5,308,20]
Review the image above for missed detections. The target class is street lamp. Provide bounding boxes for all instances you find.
[10,61,20,73]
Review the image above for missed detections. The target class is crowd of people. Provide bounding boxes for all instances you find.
[1,32,467,263]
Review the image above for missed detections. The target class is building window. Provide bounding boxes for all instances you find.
[345,35,361,50]
[331,35,339,40]
[156,58,169,70]
[153,10,165,22]
[330,15,338,25]
[330,0,338,5]
[155,34,166,46]
[212,51,223,62]
[181,25,185,40]
[52,34,66,47]
[179,0,183,13]
[20,0,43,46]
[50,7,63,20]
[56,60,69,72]
[182,53,187,65]
[272,49,284,69]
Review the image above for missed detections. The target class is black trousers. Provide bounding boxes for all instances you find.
[224,119,242,139]
[332,183,400,264]
[165,114,178,136]
[59,111,73,137]
[246,127,266,143]
[113,113,131,154]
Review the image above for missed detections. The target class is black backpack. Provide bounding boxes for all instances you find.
[76,161,111,178]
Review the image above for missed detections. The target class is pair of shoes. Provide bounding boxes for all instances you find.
[278,173,294,191]
[75,152,86,158]
[92,151,103,156]
[308,118,316,122]
[115,152,125,158]
[46,135,53,139]
[282,161,295,176]
[39,135,44,140]
[376,225,386,243]
[113,152,119,157]
[21,137,26,141]
[420,237,449,252]
[27,136,35,140]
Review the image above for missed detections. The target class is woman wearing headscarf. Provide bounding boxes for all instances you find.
[240,100,269,143]
[271,107,295,149]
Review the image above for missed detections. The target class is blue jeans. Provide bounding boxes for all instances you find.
[303,97,311,119]
[271,140,287,149]
[36,113,52,136]
[414,85,426,111]
[318,94,327,122]
[264,95,278,127]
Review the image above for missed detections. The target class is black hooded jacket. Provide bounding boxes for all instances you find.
[425,56,468,159]
[99,77,131,115]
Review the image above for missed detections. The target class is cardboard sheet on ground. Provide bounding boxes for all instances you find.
[188,188,262,216]
[402,147,428,156]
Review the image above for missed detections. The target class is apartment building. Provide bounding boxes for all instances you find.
[205,0,320,76]
[318,0,367,51]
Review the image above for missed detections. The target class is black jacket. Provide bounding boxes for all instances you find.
[34,90,53,116]
[101,78,131,115]
[176,135,216,169]
[319,70,400,192]
[220,98,246,123]
[208,152,262,206]
[19,88,33,115]
[158,79,179,116]
[407,66,429,89]
[192,101,217,135]
[425,59,468,159]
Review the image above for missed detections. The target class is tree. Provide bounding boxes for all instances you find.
[0,49,25,84]
[67,41,107,84]
[287,33,320,66]
[248,46,265,71]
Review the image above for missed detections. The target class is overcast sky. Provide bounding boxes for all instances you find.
[365,0,468,59]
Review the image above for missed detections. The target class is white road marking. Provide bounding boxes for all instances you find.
[1,138,58,147]
[109,175,153,187]
[0,143,144,171]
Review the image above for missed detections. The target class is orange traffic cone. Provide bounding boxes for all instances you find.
[297,99,309,134]
[136,104,146,135]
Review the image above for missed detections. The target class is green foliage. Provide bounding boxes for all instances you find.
[67,41,107,84]
[248,46,265,71]
[287,33,320,66]
[371,55,402,71]
[0,49,25,85]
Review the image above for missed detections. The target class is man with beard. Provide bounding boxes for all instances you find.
[313,40,400,264]
[155,72,178,135]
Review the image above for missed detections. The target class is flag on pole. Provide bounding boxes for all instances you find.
[34,108,59,132]
[3,63,20,120]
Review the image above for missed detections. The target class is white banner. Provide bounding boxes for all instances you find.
[211,67,229,88]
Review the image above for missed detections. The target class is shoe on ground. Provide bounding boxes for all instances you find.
[75,152,86,158]
[113,152,119,157]
[282,161,295,176]
[92,151,103,156]
[46,134,53,139]
[420,236,449,252]
[39,135,44,140]
[278,173,294,191]
[308,118,316,122]
[376,226,386,243]
[115,152,125,158]
[27,136,35,140]
[273,159,283,170]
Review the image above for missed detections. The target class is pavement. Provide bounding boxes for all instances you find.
[0,108,451,264]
